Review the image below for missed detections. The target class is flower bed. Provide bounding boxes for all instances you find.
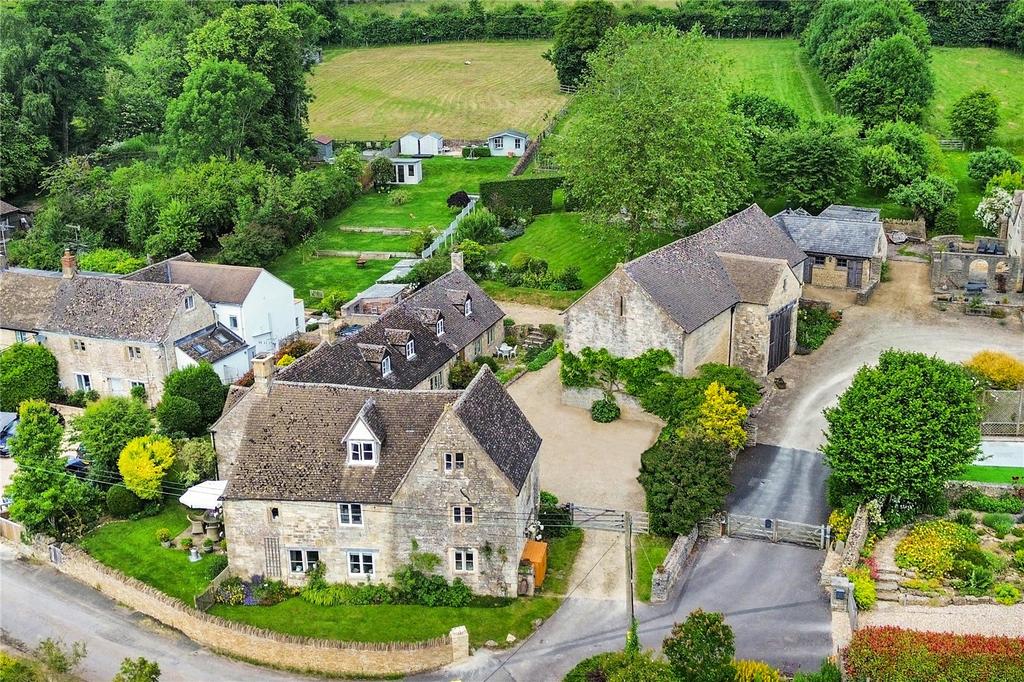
[844,626,1024,682]
[895,520,979,579]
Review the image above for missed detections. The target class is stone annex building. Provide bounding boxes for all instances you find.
[564,204,807,377]
[211,357,541,596]
[280,256,505,390]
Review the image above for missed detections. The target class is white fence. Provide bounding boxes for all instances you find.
[421,196,478,259]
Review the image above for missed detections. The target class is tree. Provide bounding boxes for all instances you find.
[889,174,958,226]
[948,90,1000,149]
[757,117,860,211]
[176,438,218,485]
[161,364,228,429]
[113,657,161,682]
[447,361,478,389]
[974,187,1013,234]
[0,93,50,195]
[156,395,204,438]
[833,34,934,128]
[6,400,98,539]
[144,199,201,260]
[697,382,748,451]
[662,610,735,682]
[163,59,273,164]
[74,397,153,478]
[369,156,394,191]
[543,0,618,88]
[555,24,751,257]
[0,343,59,412]
[728,92,799,131]
[861,121,931,192]
[118,435,175,500]
[77,248,146,275]
[823,350,982,515]
[967,146,1023,183]
[637,436,733,535]
[218,221,286,267]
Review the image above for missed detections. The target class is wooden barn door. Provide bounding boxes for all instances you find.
[846,260,863,288]
[768,306,793,373]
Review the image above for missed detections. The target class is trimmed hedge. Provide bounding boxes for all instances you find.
[479,176,563,216]
[461,145,491,158]
[844,626,1024,682]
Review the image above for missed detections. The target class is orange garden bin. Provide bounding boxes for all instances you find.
[521,539,548,587]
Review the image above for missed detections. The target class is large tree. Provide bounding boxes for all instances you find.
[833,33,934,128]
[73,397,153,479]
[0,94,51,195]
[889,174,958,226]
[0,343,59,412]
[823,350,982,515]
[861,121,932,192]
[543,0,618,88]
[555,24,751,257]
[160,363,228,431]
[948,90,1000,150]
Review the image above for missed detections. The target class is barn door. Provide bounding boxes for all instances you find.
[846,260,863,288]
[803,258,814,283]
[767,306,793,373]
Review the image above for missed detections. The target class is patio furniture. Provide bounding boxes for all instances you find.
[497,343,518,359]
[187,514,205,535]
[204,520,222,541]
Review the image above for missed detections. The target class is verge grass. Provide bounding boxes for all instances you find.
[634,534,675,602]
[539,528,584,596]
[959,466,1024,485]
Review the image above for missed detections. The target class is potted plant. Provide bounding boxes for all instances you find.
[203,538,214,554]
[156,528,172,548]
[181,537,193,552]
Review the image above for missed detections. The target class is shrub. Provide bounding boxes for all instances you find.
[162,363,227,429]
[933,205,960,234]
[113,656,160,682]
[130,384,148,402]
[156,395,204,438]
[993,583,1022,605]
[106,484,143,518]
[958,491,1024,513]
[829,509,853,542]
[639,436,733,536]
[964,350,1024,389]
[952,564,994,596]
[698,382,747,450]
[797,307,840,350]
[34,638,86,675]
[895,520,979,578]
[388,189,410,206]
[368,156,394,190]
[480,176,563,216]
[948,90,1000,150]
[733,660,782,682]
[591,396,620,423]
[0,343,60,411]
[61,389,99,408]
[982,512,1015,537]
[527,343,559,372]
[156,528,171,543]
[78,248,146,275]
[217,221,285,267]
[474,355,499,372]
[792,659,842,682]
[275,354,295,367]
[175,439,217,486]
[455,207,503,244]
[447,190,471,208]
[118,435,175,500]
[845,626,1024,682]
[461,145,491,158]
[1015,550,1024,571]
[74,396,154,477]
[447,360,477,389]
[967,146,1023,183]
[538,490,573,539]
[845,566,877,610]
[954,510,976,526]
[663,609,734,682]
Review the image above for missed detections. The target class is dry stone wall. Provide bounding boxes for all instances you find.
[649,526,699,603]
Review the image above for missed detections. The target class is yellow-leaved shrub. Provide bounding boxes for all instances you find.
[965,350,1024,389]
[733,659,782,682]
[698,381,748,450]
[118,435,175,500]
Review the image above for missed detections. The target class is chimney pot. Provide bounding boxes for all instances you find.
[61,249,77,278]
[252,354,275,393]
[450,251,464,272]
[319,320,336,345]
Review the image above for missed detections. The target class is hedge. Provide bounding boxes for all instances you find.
[844,626,1024,682]
[479,176,563,216]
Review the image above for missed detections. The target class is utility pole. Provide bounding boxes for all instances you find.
[624,511,634,628]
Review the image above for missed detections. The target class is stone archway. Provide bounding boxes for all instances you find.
[968,259,989,283]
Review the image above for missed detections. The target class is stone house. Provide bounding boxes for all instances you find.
[0,199,32,233]
[280,255,504,390]
[774,205,887,292]
[211,359,541,596]
[0,251,247,404]
[564,205,806,377]
[124,253,304,356]
[340,282,412,326]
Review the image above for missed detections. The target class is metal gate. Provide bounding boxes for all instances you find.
[724,513,829,550]
[570,505,649,534]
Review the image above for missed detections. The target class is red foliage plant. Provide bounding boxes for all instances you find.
[845,626,1024,682]
[862,555,879,580]
[233,339,316,387]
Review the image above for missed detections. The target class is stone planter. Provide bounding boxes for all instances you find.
[160,541,171,549]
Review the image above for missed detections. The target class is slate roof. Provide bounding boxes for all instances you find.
[402,131,423,139]
[774,207,883,259]
[717,254,787,305]
[124,254,265,305]
[424,132,444,140]
[0,200,27,215]
[619,205,805,332]
[175,323,248,363]
[0,268,190,341]
[279,268,504,389]
[313,134,333,145]
[489,129,528,139]
[222,367,539,502]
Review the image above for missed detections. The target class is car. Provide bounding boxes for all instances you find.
[0,412,17,458]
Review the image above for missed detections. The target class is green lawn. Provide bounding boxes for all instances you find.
[211,595,560,647]
[79,505,216,603]
[538,528,584,596]
[316,230,418,253]
[634,534,675,602]
[268,248,398,303]
[937,151,986,240]
[959,466,1024,484]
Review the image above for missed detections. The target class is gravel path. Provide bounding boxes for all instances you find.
[862,604,1024,636]
[498,301,564,327]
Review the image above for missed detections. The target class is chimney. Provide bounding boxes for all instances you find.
[252,354,275,394]
[319,319,336,345]
[450,251,464,272]
[61,249,77,278]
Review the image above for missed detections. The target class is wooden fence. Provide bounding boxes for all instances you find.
[939,139,965,151]
[0,516,24,542]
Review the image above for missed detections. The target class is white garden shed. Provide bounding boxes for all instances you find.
[391,158,423,185]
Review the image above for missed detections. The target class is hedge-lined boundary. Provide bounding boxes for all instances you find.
[480,176,564,215]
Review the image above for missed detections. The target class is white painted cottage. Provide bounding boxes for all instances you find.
[391,158,423,185]
[488,129,529,157]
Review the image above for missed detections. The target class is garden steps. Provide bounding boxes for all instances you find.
[876,588,902,603]
[523,329,549,348]
[874,580,900,592]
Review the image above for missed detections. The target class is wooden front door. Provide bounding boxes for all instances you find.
[767,305,793,373]
[846,259,863,288]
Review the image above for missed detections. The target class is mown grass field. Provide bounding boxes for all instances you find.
[308,41,566,140]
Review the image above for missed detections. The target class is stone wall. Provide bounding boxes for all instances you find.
[560,386,663,424]
[732,303,768,376]
[946,480,1018,501]
[839,505,870,572]
[649,526,699,603]
[12,541,466,676]
[680,307,731,375]
[883,217,926,242]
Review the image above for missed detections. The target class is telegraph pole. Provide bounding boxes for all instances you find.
[624,511,635,628]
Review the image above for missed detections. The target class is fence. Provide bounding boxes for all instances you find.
[0,517,24,542]
[723,513,830,550]
[982,389,1024,436]
[194,565,231,611]
[570,504,650,534]
[938,139,965,150]
[421,196,478,259]
[510,104,571,176]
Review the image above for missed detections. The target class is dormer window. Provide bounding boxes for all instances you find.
[464,298,473,317]
[184,294,195,311]
[349,441,376,464]
[405,339,416,359]
[436,318,445,336]
[381,355,392,377]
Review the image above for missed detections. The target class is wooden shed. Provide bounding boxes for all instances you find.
[521,539,548,587]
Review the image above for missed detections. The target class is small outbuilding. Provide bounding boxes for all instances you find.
[390,158,423,185]
[399,132,423,156]
[399,131,444,156]
[312,135,334,162]
[0,200,33,232]
[488,129,529,157]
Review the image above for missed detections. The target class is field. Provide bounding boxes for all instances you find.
[959,465,1024,484]
[308,41,566,140]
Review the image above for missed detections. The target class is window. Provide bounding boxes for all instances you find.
[213,332,229,344]
[407,164,415,177]
[436,318,445,336]
[514,137,522,149]
[452,506,474,524]
[444,452,465,471]
[339,503,363,526]
[270,507,280,521]
[464,298,473,316]
[184,295,195,311]
[349,441,376,464]
[493,137,504,149]
[72,339,86,352]
[128,346,142,360]
[381,355,392,377]
[194,342,210,356]
[405,339,416,359]
[430,372,444,390]
[619,296,624,317]
[813,255,826,266]
[474,339,482,356]
[130,380,145,392]
[836,258,849,268]
[486,326,495,344]
[108,377,125,395]
[289,549,319,573]
[14,330,28,343]
[348,551,375,576]
[453,548,475,572]
[229,315,239,329]
[74,373,92,391]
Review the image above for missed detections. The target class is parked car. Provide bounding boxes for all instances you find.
[0,412,17,457]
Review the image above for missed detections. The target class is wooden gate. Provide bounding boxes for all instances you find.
[570,504,649,534]
[767,306,793,373]
[724,513,829,550]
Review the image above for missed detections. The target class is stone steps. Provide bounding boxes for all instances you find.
[874,580,899,592]
[522,330,549,348]
[876,589,901,602]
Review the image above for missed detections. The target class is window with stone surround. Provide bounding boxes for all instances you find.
[444,451,465,471]
[348,551,375,576]
[836,258,848,269]
[74,373,91,391]
[453,548,476,572]
[339,503,363,526]
[184,294,195,311]
[127,346,142,360]
[72,339,86,352]
[813,255,826,266]
[289,548,319,573]
[430,372,443,390]
[452,506,474,524]
[486,326,494,344]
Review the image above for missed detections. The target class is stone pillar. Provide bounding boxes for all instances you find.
[450,251,464,272]
[319,320,336,345]
[252,354,274,394]
[449,625,469,661]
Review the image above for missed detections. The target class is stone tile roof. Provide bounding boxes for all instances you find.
[278,268,503,389]
[313,134,333,144]
[175,323,248,363]
[357,398,387,442]
[621,205,805,333]
[0,200,26,215]
[774,207,883,259]
[454,367,540,492]
[124,253,264,305]
[717,254,787,305]
[222,385,251,415]
[0,268,189,341]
